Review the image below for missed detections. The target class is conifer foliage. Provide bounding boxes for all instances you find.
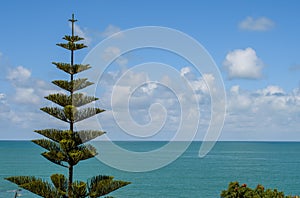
[5,15,130,198]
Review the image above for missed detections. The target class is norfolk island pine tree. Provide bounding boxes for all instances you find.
[5,15,130,198]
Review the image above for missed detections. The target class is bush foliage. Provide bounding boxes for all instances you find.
[221,181,299,198]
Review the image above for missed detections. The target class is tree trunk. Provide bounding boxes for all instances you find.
[68,165,73,197]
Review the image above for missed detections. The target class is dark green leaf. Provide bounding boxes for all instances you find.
[5,176,60,198]
[74,108,105,122]
[41,151,68,167]
[50,174,67,196]
[32,139,60,151]
[69,144,97,165]
[57,42,87,51]
[5,176,38,186]
[72,181,87,198]
[34,129,105,145]
[88,175,131,197]
[76,130,106,143]
[63,35,84,42]
[34,129,69,143]
[52,78,93,92]
[64,105,77,122]
[40,107,68,123]
[45,93,98,107]
[52,62,91,75]
[59,139,76,152]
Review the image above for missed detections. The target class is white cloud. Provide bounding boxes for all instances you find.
[180,67,215,94]
[1,64,64,132]
[228,85,252,111]
[141,82,158,95]
[89,69,184,139]
[102,46,121,61]
[0,93,10,113]
[0,93,5,100]
[14,87,40,105]
[239,16,275,31]
[7,66,31,82]
[230,85,240,94]
[102,46,128,66]
[6,66,60,105]
[116,56,128,66]
[72,23,91,45]
[3,60,300,141]
[203,74,215,87]
[101,25,122,38]
[223,48,264,79]
[180,67,191,76]
[226,85,300,137]
[191,74,215,94]
[257,85,285,96]
[99,69,151,111]
[6,111,23,124]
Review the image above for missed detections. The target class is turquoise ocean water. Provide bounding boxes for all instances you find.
[1,141,300,197]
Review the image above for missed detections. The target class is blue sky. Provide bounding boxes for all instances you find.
[0,0,300,141]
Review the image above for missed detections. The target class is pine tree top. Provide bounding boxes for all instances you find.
[69,14,77,23]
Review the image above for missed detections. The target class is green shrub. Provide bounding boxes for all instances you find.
[220,181,299,198]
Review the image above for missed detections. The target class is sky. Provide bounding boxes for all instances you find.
[0,0,300,141]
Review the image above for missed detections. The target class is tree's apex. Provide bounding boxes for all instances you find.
[68,13,77,23]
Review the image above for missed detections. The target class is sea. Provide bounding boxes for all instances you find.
[1,141,300,198]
